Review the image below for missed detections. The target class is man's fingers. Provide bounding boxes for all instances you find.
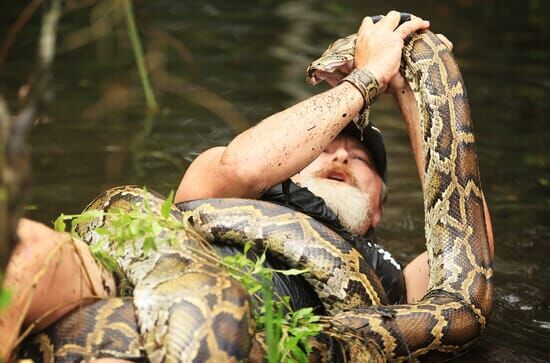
[378,10,402,30]
[395,18,430,39]
[358,15,374,33]
[436,34,453,50]
[356,16,374,40]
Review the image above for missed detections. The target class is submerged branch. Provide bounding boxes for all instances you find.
[0,0,61,274]
[147,43,250,133]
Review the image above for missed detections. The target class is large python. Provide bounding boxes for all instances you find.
[19,21,493,363]
[306,28,494,360]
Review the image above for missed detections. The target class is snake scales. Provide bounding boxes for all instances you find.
[19,27,492,362]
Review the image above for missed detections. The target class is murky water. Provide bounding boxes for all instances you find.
[1,1,549,361]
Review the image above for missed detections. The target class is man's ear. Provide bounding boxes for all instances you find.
[371,205,383,227]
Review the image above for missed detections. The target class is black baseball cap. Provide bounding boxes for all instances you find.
[341,122,387,182]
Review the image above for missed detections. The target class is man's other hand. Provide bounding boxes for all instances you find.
[355,11,430,91]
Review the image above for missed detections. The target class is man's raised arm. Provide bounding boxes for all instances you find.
[175,11,430,202]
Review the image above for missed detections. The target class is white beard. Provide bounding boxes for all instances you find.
[293,176,373,235]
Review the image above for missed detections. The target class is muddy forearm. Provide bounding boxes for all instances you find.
[220,82,364,196]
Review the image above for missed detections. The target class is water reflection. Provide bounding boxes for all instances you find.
[1,0,549,360]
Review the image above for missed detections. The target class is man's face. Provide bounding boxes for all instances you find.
[292,134,384,234]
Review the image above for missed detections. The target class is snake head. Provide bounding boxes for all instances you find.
[306,34,357,86]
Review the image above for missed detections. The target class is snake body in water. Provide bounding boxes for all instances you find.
[19,27,493,362]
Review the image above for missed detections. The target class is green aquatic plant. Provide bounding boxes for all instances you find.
[222,243,322,363]
[123,0,158,111]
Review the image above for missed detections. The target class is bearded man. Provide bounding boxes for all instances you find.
[174,12,494,306]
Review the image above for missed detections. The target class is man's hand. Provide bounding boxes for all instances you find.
[355,11,430,91]
[386,33,453,95]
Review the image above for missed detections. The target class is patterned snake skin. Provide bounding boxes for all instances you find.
[307,29,494,360]
[19,28,492,362]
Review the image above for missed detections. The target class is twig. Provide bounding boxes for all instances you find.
[0,0,61,275]
[60,1,123,53]
[0,98,10,274]
[154,69,250,132]
[146,39,249,132]
[123,0,158,112]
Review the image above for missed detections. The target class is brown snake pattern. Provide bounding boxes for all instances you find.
[308,30,494,360]
[18,29,492,362]
[19,298,143,362]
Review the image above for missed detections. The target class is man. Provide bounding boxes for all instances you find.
[174,11,494,305]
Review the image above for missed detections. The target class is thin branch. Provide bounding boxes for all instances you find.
[1,0,61,274]
[0,98,10,273]
[147,44,249,133]
[123,0,158,112]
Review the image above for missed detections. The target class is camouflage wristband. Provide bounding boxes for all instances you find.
[339,68,380,107]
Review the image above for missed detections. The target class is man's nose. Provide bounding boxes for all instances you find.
[331,148,349,164]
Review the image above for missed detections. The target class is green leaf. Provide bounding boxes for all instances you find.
[0,289,11,310]
[151,220,163,236]
[143,236,157,253]
[71,210,103,235]
[292,307,313,321]
[248,285,262,295]
[0,274,11,311]
[129,219,140,235]
[92,250,118,272]
[257,250,267,265]
[277,268,309,276]
[95,226,109,235]
[161,190,174,219]
[53,214,67,232]
[73,209,104,224]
